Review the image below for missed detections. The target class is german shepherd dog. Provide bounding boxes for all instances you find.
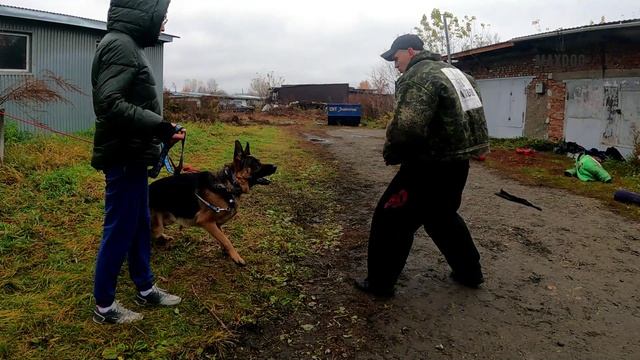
[148,140,277,266]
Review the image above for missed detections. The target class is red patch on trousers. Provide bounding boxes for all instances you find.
[384,189,408,209]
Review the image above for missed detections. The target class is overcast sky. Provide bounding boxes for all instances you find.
[3,0,639,94]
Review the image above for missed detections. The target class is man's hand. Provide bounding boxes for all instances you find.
[169,123,186,145]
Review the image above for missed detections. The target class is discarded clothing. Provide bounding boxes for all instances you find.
[554,141,586,155]
[564,154,612,183]
[495,189,542,211]
[586,147,626,162]
[614,189,640,206]
[516,148,535,156]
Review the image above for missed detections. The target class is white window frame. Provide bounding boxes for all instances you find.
[0,31,31,73]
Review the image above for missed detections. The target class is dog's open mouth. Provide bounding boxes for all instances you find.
[255,177,272,185]
[250,164,277,186]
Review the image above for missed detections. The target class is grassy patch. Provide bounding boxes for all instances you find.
[360,113,391,129]
[0,121,339,359]
[486,138,640,220]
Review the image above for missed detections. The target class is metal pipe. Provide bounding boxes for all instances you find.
[443,15,452,64]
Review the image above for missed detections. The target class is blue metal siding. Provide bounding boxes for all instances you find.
[0,17,165,133]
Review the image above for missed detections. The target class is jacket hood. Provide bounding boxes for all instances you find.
[406,50,442,71]
[107,0,170,47]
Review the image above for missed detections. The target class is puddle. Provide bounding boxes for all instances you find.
[304,133,332,144]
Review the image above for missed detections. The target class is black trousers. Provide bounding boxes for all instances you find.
[367,160,481,289]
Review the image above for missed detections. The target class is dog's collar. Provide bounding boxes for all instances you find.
[224,166,243,195]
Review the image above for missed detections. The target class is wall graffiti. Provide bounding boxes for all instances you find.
[535,54,591,68]
[602,85,620,144]
[565,78,640,156]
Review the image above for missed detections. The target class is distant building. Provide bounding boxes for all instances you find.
[452,19,640,156]
[166,91,263,110]
[270,83,350,105]
[269,83,394,115]
[0,5,177,133]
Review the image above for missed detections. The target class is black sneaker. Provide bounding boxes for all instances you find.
[92,301,143,324]
[450,271,484,288]
[353,278,395,298]
[135,285,182,306]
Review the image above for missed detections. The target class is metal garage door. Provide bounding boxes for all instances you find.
[476,77,533,138]
[565,78,640,157]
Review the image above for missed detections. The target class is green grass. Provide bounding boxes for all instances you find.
[0,121,339,359]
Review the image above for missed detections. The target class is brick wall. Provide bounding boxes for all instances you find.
[547,80,566,140]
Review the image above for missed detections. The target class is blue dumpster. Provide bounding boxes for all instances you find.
[327,103,361,126]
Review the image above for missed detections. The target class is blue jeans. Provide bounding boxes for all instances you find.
[94,165,154,307]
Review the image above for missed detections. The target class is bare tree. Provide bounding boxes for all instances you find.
[206,78,219,94]
[0,70,84,113]
[369,62,399,95]
[249,71,285,98]
[182,78,199,92]
[415,8,500,54]
[358,80,371,90]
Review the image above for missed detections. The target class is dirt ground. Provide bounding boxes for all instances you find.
[236,126,640,360]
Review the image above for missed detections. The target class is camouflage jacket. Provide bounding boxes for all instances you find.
[383,51,489,165]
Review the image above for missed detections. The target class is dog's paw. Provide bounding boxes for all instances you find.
[155,234,174,246]
[232,256,246,266]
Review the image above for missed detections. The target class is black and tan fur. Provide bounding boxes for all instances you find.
[148,140,277,265]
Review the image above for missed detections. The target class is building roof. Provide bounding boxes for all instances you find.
[168,91,264,101]
[279,83,349,88]
[512,18,640,42]
[451,18,640,60]
[0,4,178,42]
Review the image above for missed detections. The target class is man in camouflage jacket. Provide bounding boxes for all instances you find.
[355,34,489,297]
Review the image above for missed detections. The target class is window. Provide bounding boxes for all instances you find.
[0,32,30,72]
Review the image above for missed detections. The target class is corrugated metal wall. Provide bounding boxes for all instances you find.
[0,17,165,133]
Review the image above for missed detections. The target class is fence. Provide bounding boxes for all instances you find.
[0,109,4,164]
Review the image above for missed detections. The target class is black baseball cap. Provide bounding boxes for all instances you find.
[380,34,424,61]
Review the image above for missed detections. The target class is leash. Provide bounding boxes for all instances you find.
[163,133,186,175]
[195,192,234,213]
[149,124,186,178]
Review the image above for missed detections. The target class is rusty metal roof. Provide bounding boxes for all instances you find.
[450,18,640,59]
[511,18,640,42]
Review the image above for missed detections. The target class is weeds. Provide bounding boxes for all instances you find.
[490,137,558,151]
[2,121,33,144]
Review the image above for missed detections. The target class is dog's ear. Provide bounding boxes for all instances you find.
[234,140,244,160]
[244,142,251,156]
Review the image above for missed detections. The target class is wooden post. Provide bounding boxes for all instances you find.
[0,109,5,165]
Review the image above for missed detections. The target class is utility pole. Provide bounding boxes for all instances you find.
[443,14,452,64]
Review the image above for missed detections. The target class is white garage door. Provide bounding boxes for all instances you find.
[565,78,640,157]
[476,77,533,138]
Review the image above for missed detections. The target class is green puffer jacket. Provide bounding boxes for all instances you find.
[564,154,612,183]
[90,0,171,170]
[383,51,489,165]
